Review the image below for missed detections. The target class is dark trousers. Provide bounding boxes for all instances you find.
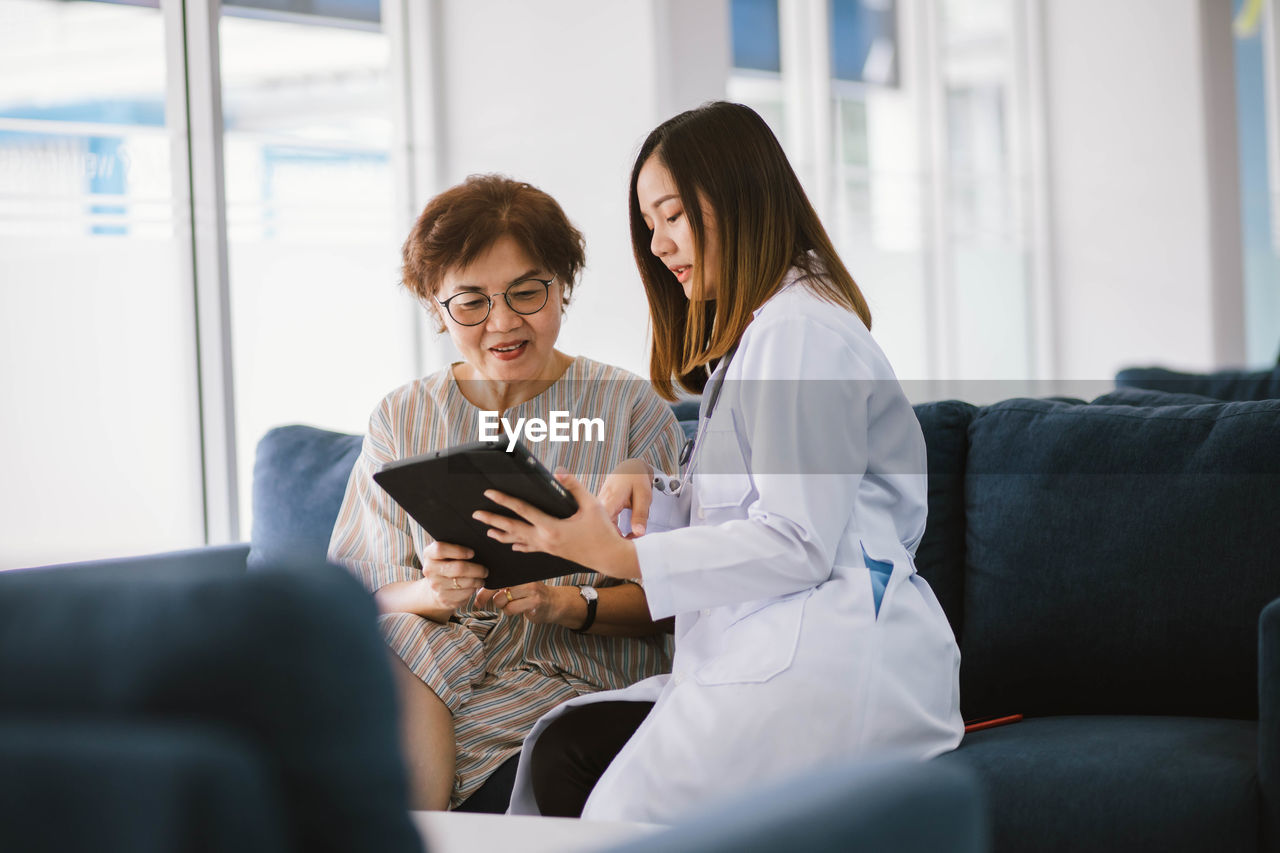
[529,700,655,817]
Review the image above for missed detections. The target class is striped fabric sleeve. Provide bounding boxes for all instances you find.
[327,395,423,591]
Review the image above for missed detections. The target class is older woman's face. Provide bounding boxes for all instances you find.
[435,234,564,382]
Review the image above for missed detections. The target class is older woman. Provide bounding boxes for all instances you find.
[328,174,684,811]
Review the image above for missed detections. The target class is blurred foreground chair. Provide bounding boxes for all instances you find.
[606,757,987,853]
[0,561,423,853]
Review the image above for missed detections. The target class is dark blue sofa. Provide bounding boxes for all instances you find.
[12,386,1278,852]
[176,390,1280,852]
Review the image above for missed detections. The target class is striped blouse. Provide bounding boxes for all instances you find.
[328,356,684,807]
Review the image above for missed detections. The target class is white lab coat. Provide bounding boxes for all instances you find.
[507,271,963,824]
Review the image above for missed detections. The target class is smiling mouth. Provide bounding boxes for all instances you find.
[671,265,691,283]
[489,341,528,358]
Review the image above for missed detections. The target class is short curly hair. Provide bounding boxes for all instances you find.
[401,174,586,331]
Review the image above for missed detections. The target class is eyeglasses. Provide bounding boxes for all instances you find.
[436,277,555,326]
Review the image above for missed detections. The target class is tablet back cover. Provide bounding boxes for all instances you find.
[372,441,591,588]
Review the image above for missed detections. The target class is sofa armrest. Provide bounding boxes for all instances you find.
[16,542,250,579]
[1262,597,1280,852]
[602,758,987,853]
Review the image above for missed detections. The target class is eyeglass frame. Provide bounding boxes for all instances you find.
[435,276,557,327]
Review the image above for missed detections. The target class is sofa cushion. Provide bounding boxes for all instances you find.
[1092,386,1223,407]
[961,397,1280,719]
[0,563,421,853]
[670,398,702,423]
[940,716,1258,853]
[912,400,977,641]
[249,425,363,570]
[1116,365,1280,401]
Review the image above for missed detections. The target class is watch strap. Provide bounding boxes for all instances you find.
[573,588,598,633]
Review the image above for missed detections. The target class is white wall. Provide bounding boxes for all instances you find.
[1041,0,1244,380]
[427,0,730,377]
[424,0,1252,387]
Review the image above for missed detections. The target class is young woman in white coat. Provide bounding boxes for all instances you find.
[474,101,963,824]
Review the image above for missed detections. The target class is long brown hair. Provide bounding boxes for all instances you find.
[629,101,870,399]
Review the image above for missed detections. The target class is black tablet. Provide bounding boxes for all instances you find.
[372,438,589,588]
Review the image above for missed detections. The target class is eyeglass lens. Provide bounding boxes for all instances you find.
[447,279,549,325]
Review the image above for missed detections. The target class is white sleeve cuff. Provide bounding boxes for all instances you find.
[634,534,676,620]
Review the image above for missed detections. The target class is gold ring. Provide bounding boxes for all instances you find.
[452,578,459,590]
[504,589,514,602]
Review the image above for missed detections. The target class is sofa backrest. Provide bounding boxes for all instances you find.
[911,401,977,644]
[1117,365,1280,401]
[248,425,364,570]
[957,396,1280,721]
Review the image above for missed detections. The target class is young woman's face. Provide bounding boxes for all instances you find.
[636,155,719,300]
[434,233,564,382]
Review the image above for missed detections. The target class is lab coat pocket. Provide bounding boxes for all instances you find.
[694,423,753,510]
[860,543,898,621]
[693,587,813,686]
